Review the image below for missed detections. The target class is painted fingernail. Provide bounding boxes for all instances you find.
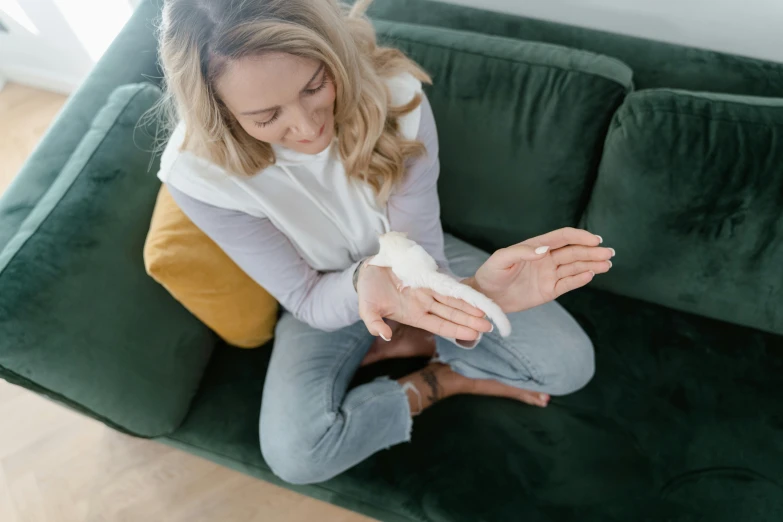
[380,333,390,342]
[535,246,550,254]
[596,235,603,244]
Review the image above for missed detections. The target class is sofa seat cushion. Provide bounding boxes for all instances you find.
[163,289,783,522]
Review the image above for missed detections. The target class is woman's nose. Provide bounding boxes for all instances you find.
[290,105,319,137]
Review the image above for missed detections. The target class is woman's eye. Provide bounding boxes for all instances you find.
[303,76,327,96]
[254,112,279,128]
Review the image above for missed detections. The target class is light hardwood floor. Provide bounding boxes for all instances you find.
[0,83,375,522]
[0,83,69,192]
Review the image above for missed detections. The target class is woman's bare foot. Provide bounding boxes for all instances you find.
[361,322,437,367]
[464,374,550,408]
[398,362,550,415]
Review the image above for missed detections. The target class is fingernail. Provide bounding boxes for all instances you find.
[589,271,596,276]
[607,260,613,268]
[595,235,603,244]
[610,248,616,257]
[380,333,390,342]
[535,246,550,255]
[489,323,494,333]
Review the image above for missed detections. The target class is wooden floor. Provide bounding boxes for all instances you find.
[0,83,374,522]
[0,83,68,193]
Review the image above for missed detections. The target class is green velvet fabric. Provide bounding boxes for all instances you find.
[0,83,214,437]
[375,21,632,251]
[163,288,783,521]
[2,1,782,520]
[0,0,163,251]
[363,0,783,97]
[584,89,783,335]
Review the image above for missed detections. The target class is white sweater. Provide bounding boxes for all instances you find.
[158,73,424,272]
[157,73,455,331]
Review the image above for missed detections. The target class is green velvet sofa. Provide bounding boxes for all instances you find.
[1,1,782,520]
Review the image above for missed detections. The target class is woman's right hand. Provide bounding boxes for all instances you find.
[356,262,492,342]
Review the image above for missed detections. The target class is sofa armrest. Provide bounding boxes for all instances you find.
[0,0,163,249]
[0,13,214,436]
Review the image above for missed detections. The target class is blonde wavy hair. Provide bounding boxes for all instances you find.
[156,0,432,203]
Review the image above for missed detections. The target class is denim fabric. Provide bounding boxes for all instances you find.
[436,237,595,396]
[259,235,595,484]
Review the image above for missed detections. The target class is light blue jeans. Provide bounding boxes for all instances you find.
[259,235,595,485]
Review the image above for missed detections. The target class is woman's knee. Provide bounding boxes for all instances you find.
[259,423,333,485]
[542,328,595,395]
[498,301,595,396]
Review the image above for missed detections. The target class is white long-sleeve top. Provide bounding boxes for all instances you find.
[157,74,453,331]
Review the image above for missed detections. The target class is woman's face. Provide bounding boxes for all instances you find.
[215,53,336,155]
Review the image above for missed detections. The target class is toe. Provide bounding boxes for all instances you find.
[517,390,550,408]
[466,377,549,407]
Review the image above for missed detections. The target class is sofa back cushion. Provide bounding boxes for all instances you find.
[376,21,632,252]
[367,0,783,97]
[584,89,783,334]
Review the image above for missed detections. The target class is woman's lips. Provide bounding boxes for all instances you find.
[298,124,325,144]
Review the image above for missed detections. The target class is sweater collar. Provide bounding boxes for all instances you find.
[272,139,336,166]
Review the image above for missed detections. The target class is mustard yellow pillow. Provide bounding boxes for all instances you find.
[144,186,278,348]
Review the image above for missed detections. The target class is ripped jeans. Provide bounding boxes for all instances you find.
[259,235,595,485]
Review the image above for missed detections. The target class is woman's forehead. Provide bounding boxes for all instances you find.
[216,53,321,113]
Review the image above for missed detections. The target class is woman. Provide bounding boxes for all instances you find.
[156,0,613,485]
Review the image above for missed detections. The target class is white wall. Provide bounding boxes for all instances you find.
[0,0,92,93]
[442,0,783,63]
[1,0,782,95]
[0,0,133,94]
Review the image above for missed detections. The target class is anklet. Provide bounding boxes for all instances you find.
[401,381,423,415]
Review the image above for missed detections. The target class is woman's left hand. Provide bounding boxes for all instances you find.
[465,227,615,314]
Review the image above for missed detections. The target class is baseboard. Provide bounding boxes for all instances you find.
[0,65,82,95]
